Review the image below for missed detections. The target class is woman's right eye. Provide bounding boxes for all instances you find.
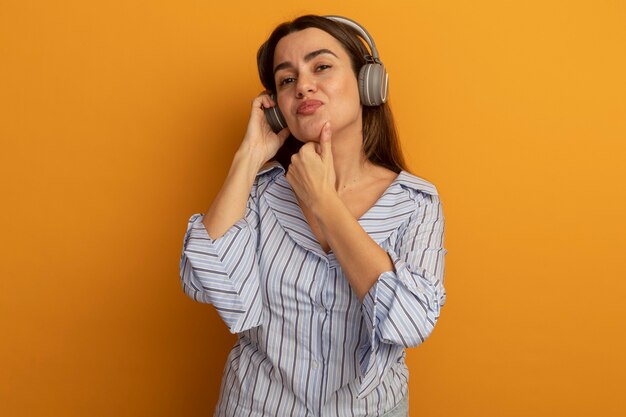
[279,77,296,87]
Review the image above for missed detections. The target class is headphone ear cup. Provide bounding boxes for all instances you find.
[358,63,389,106]
[264,95,288,133]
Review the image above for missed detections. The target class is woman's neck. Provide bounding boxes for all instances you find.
[329,129,372,193]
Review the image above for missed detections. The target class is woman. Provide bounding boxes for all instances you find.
[180,15,446,417]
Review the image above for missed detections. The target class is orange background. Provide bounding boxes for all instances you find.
[1,1,625,416]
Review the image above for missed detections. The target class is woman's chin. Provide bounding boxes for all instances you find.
[290,120,326,142]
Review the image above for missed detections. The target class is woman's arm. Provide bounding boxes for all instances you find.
[312,194,392,301]
[179,94,289,332]
[285,122,446,398]
[202,94,290,239]
[285,122,393,301]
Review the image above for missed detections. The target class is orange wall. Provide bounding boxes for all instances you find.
[1,1,625,416]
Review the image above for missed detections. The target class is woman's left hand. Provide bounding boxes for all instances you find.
[286,122,337,213]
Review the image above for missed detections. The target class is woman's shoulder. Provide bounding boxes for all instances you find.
[250,161,287,199]
[393,170,439,197]
[257,161,284,177]
[253,161,285,187]
[369,163,438,197]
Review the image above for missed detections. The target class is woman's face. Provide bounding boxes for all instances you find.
[273,28,362,142]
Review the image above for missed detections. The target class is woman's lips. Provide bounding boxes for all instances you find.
[296,100,323,115]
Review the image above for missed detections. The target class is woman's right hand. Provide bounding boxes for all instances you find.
[204,93,289,239]
[238,92,290,169]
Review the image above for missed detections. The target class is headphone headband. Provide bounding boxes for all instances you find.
[323,15,381,61]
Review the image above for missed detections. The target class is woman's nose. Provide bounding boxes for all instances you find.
[295,73,316,97]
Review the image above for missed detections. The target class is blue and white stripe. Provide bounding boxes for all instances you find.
[180,162,446,417]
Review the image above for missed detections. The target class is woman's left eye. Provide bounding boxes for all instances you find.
[316,64,331,71]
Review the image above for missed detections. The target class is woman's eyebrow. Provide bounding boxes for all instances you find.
[273,49,338,74]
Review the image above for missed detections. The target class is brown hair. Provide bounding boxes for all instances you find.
[257,15,407,173]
